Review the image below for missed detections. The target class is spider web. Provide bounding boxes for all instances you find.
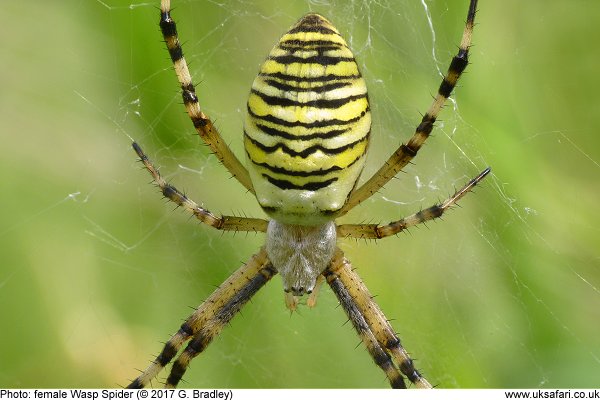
[2,0,599,389]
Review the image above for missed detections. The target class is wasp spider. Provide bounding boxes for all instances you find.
[127,0,488,389]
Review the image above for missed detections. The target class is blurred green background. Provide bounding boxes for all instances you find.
[1,0,599,388]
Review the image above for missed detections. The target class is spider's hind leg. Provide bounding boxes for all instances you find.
[325,249,432,389]
[127,248,276,388]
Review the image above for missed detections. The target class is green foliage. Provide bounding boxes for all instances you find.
[1,0,598,388]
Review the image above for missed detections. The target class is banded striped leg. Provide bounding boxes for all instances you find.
[159,0,254,193]
[325,250,432,389]
[133,142,268,233]
[128,248,276,388]
[339,0,479,216]
[337,167,490,239]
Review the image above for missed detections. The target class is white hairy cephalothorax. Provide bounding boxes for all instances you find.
[265,220,337,296]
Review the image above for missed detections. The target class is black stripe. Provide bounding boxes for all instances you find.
[399,358,422,385]
[168,45,183,63]
[167,334,209,387]
[167,360,186,387]
[437,53,469,99]
[245,131,368,158]
[324,271,408,389]
[186,333,209,355]
[279,44,343,53]
[253,122,350,141]
[450,51,469,75]
[270,54,355,66]
[247,105,369,129]
[261,77,352,93]
[251,88,367,109]
[181,83,198,105]
[252,160,342,177]
[192,115,208,128]
[438,78,454,98]
[288,25,338,35]
[277,40,349,54]
[159,13,184,63]
[179,323,194,337]
[156,342,178,367]
[416,113,435,135]
[127,379,143,389]
[260,71,361,83]
[250,152,363,177]
[159,12,177,37]
[279,39,345,48]
[165,263,277,388]
[263,174,338,191]
[214,264,277,324]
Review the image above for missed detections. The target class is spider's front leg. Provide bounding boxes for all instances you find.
[338,0,479,216]
[133,142,268,233]
[325,249,432,389]
[159,0,254,193]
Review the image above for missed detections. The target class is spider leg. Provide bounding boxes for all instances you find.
[339,0,479,216]
[158,0,254,193]
[325,249,432,388]
[285,274,325,311]
[133,142,268,233]
[127,248,275,388]
[306,274,325,308]
[337,167,490,239]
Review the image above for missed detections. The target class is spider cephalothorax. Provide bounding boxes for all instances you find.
[127,0,487,389]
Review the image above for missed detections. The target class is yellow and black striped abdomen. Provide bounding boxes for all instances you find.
[245,13,370,225]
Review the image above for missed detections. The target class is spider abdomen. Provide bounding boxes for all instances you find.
[245,13,371,225]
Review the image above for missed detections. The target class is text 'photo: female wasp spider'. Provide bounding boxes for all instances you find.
[127,0,489,389]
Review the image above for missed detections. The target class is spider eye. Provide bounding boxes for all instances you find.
[291,286,305,296]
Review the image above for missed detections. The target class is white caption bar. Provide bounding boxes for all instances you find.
[1,389,599,400]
